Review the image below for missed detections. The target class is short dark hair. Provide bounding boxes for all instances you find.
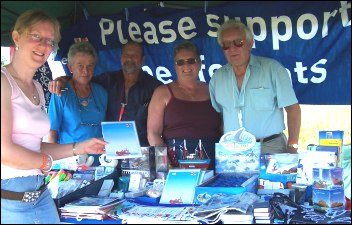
[121,41,145,57]
[173,41,201,62]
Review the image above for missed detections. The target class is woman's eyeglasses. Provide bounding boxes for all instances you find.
[78,101,101,127]
[27,33,57,50]
[222,39,244,50]
[175,58,198,66]
[80,120,100,127]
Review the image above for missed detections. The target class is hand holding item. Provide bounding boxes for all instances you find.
[48,77,68,96]
[288,142,299,153]
[74,138,107,155]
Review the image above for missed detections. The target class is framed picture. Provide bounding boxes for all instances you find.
[101,121,142,159]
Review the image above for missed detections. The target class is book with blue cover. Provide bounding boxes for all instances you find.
[159,169,201,205]
[101,121,143,159]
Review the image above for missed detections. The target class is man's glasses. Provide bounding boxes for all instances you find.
[27,33,57,49]
[222,39,244,50]
[175,58,198,66]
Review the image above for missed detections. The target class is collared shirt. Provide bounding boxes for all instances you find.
[209,54,298,139]
[93,70,162,146]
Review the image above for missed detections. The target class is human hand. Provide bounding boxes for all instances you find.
[48,77,68,96]
[287,145,298,154]
[77,138,107,155]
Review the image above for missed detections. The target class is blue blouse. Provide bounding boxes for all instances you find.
[48,82,107,144]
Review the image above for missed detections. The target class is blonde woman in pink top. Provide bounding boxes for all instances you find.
[1,10,106,224]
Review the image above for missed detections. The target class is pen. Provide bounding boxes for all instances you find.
[60,87,68,91]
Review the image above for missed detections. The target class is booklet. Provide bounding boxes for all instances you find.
[159,169,201,205]
[60,196,125,213]
[101,121,143,159]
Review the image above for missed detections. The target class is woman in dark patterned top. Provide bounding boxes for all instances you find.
[147,41,222,170]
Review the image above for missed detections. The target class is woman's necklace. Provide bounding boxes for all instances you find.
[10,65,38,104]
[72,80,92,109]
[73,81,100,113]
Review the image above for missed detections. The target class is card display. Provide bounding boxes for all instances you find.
[159,169,201,205]
[101,121,142,159]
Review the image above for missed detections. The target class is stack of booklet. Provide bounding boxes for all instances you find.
[59,196,125,220]
[252,201,273,224]
[220,206,254,224]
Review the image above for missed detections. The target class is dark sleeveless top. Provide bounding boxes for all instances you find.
[162,85,221,140]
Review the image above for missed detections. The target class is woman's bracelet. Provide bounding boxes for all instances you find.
[40,153,53,173]
[39,153,48,170]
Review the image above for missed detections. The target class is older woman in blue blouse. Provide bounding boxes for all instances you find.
[47,41,107,165]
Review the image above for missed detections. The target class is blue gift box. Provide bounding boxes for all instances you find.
[313,187,345,210]
[194,173,259,205]
[259,154,297,188]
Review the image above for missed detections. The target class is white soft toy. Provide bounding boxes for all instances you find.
[99,154,119,167]
[76,154,94,167]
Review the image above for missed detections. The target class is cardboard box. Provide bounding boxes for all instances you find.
[54,169,120,209]
[121,147,156,181]
[259,154,297,188]
[154,146,168,180]
[121,146,168,181]
[312,167,344,189]
[312,187,345,210]
[308,145,339,167]
[194,173,259,205]
[296,151,336,185]
[318,130,344,167]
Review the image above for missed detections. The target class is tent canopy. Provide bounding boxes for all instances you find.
[1,1,225,47]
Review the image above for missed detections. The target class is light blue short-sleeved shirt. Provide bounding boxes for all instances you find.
[48,82,107,144]
[209,54,298,139]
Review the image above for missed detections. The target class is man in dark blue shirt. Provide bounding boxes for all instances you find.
[49,41,162,146]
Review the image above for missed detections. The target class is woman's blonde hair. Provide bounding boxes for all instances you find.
[13,9,61,49]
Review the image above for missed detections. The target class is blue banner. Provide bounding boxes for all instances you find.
[56,1,351,105]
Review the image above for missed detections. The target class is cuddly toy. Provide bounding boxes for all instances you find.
[76,154,94,167]
[99,154,119,167]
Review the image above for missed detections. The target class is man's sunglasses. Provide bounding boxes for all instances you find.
[175,58,198,66]
[222,39,244,50]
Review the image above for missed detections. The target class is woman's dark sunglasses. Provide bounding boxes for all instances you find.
[175,58,198,66]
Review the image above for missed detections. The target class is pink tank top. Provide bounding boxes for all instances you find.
[163,85,221,140]
[1,67,50,179]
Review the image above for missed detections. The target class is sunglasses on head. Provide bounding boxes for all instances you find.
[222,39,244,50]
[175,58,198,66]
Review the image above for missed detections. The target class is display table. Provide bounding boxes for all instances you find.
[60,218,122,224]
